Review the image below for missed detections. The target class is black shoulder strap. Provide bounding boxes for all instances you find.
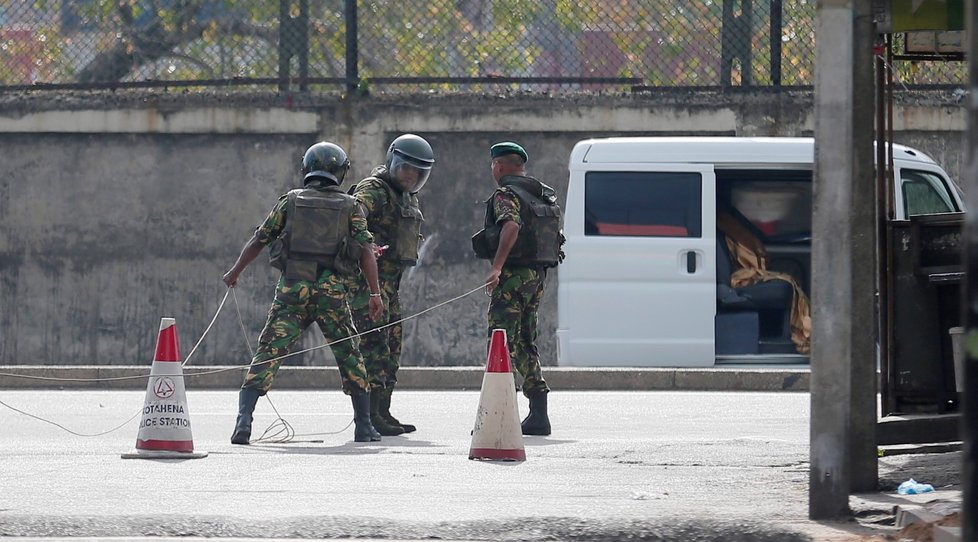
[503,184,538,207]
[484,192,498,228]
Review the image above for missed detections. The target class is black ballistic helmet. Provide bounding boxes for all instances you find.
[384,134,434,193]
[301,142,351,185]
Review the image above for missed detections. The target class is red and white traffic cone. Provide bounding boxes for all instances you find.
[122,317,207,459]
[468,329,526,461]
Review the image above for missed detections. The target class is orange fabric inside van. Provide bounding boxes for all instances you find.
[596,223,689,237]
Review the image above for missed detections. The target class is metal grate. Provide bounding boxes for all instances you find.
[0,0,963,92]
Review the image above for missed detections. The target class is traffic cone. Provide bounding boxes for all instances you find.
[469,329,526,461]
[122,318,208,459]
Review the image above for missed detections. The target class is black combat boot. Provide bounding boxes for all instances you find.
[231,387,261,445]
[370,389,404,436]
[351,391,381,442]
[380,385,416,433]
[521,390,551,436]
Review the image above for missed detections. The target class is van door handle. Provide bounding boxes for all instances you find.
[686,251,696,273]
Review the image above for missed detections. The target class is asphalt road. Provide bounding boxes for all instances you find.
[0,389,914,541]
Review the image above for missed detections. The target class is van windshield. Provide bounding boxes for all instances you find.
[901,169,958,216]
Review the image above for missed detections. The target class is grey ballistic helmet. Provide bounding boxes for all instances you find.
[302,142,351,185]
[385,134,434,193]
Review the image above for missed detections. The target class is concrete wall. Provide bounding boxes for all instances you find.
[0,91,966,368]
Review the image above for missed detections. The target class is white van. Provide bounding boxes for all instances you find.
[556,137,964,367]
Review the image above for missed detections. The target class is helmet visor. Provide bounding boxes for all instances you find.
[389,154,431,193]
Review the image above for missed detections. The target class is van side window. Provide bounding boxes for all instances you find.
[584,171,702,237]
[901,169,957,216]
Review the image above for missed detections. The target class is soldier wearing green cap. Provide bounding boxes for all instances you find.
[474,141,565,436]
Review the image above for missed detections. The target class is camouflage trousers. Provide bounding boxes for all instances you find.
[242,271,369,395]
[348,270,403,390]
[487,266,550,397]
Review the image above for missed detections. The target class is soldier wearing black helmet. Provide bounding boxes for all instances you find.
[223,141,385,445]
[347,134,434,435]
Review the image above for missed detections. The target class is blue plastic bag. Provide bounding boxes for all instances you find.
[897,478,935,495]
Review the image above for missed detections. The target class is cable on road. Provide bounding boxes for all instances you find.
[0,282,489,440]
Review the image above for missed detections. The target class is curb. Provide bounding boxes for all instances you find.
[0,366,810,392]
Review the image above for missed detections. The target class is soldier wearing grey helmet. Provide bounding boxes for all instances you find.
[347,134,434,435]
[223,141,385,445]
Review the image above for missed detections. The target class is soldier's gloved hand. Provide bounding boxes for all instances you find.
[368,295,384,321]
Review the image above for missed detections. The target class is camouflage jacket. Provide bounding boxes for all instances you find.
[352,166,424,275]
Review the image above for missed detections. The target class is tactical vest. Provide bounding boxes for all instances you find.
[269,185,358,281]
[477,175,562,267]
[357,177,424,266]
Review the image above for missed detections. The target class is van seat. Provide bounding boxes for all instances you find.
[716,231,794,355]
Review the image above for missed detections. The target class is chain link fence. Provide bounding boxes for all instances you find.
[0,0,965,92]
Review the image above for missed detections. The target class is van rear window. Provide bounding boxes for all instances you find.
[584,171,702,238]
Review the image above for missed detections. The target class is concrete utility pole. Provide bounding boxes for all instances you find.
[963,4,978,539]
[810,0,879,519]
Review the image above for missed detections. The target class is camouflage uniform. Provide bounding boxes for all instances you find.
[243,179,372,395]
[487,189,550,397]
[347,167,418,390]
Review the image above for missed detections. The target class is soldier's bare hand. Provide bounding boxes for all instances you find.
[484,268,501,295]
[222,270,239,288]
[368,296,384,321]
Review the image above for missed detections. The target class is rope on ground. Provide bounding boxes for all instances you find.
[0,397,141,438]
[0,282,487,439]
[0,288,232,436]
[239,284,489,443]
[229,287,306,444]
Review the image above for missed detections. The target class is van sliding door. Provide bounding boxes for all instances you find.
[559,165,716,366]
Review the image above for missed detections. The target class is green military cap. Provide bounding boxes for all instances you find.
[490,141,528,163]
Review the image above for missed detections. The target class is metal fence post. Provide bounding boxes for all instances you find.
[278,0,310,91]
[346,0,359,94]
[278,0,291,91]
[298,0,309,92]
[770,0,783,86]
[721,0,754,86]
